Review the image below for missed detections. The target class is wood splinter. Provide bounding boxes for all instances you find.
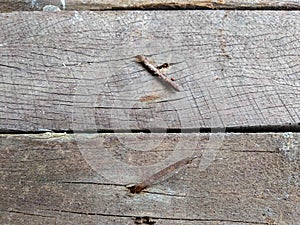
[128,156,196,194]
[136,55,181,91]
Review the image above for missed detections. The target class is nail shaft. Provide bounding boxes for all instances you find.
[136,55,181,91]
[128,156,195,193]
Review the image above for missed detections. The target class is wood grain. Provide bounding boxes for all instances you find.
[1,0,300,12]
[1,133,299,224]
[0,11,300,132]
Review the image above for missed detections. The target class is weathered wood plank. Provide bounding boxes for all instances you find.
[1,0,300,12]
[1,133,299,224]
[0,11,300,132]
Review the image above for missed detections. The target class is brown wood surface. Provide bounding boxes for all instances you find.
[1,0,300,12]
[0,133,299,224]
[1,11,300,132]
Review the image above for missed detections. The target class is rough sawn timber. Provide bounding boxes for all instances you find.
[2,0,300,11]
[1,11,300,132]
[0,133,299,224]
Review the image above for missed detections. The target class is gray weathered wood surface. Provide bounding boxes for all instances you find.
[1,5,300,225]
[1,11,300,132]
[1,133,299,224]
[2,0,300,12]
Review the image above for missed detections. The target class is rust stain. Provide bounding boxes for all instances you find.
[219,11,231,59]
[219,28,231,58]
[139,95,160,102]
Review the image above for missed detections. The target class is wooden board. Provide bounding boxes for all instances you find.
[1,133,299,224]
[1,0,300,12]
[1,11,300,132]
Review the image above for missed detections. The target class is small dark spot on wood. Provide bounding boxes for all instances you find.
[156,63,169,70]
[223,11,229,19]
[139,95,160,102]
[134,216,156,224]
[162,63,169,68]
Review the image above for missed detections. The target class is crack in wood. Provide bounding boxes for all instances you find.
[38,208,268,224]
[1,123,299,134]
[0,209,55,218]
[3,1,300,12]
